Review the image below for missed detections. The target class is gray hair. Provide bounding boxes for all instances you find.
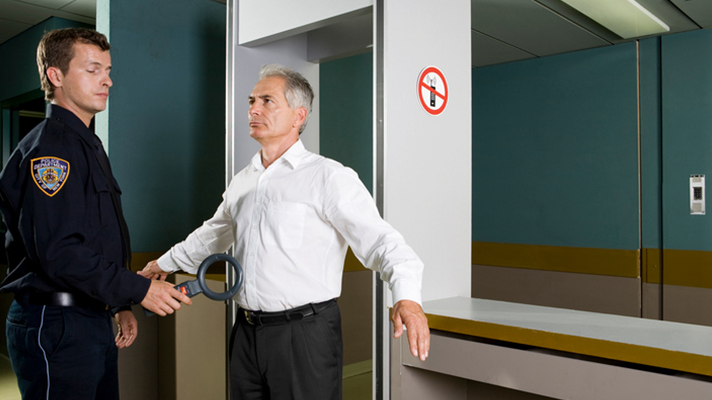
[259,64,314,134]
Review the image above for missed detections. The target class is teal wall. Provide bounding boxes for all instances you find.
[640,37,662,250]
[661,28,712,252]
[105,0,225,252]
[319,52,373,192]
[472,27,712,256]
[472,43,640,251]
[0,18,90,165]
[0,17,91,104]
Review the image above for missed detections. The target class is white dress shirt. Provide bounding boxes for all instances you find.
[157,140,423,312]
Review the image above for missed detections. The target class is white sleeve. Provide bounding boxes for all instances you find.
[325,168,424,305]
[156,196,235,275]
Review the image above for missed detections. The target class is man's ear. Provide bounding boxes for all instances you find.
[293,107,307,129]
[47,66,63,88]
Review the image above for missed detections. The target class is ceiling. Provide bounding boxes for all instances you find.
[0,0,95,44]
[1,0,711,67]
[472,0,712,67]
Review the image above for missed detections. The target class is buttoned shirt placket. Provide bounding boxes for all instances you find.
[243,161,271,309]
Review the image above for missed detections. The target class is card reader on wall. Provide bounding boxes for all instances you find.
[690,174,705,215]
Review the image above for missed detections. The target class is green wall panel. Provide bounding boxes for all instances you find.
[106,0,225,252]
[319,52,373,192]
[472,43,639,250]
[640,37,662,251]
[662,29,712,252]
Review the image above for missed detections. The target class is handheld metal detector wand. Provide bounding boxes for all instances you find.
[144,253,243,317]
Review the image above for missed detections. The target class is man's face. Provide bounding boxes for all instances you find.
[52,42,112,125]
[248,76,300,142]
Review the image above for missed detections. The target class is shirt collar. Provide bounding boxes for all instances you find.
[281,140,307,169]
[251,139,309,171]
[46,104,100,147]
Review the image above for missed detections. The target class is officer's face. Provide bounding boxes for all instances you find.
[51,43,112,126]
[248,77,302,143]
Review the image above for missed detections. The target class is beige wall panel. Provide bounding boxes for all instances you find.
[643,282,662,320]
[118,306,159,400]
[338,270,373,365]
[400,367,467,400]
[663,284,712,327]
[152,275,227,400]
[174,275,226,400]
[471,264,641,316]
[400,331,712,400]
[467,380,556,400]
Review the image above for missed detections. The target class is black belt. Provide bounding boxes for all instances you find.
[18,292,107,311]
[241,299,336,326]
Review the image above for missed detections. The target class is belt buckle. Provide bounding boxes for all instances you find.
[244,310,258,325]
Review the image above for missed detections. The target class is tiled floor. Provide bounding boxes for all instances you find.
[0,356,20,400]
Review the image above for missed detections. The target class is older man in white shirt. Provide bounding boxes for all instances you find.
[140,64,429,400]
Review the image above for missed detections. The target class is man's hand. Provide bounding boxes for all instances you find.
[392,299,430,361]
[114,310,137,349]
[138,260,169,281]
[140,279,192,316]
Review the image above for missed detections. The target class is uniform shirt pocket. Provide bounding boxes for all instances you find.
[265,201,307,249]
[91,173,114,228]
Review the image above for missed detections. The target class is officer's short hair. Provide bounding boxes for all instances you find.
[258,64,314,135]
[37,28,111,101]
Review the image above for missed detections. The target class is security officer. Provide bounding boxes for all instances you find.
[0,28,191,399]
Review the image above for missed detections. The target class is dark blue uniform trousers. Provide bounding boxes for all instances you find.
[230,301,343,400]
[6,300,119,400]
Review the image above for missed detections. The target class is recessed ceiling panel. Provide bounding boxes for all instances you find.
[471,29,536,67]
[60,0,96,18]
[560,0,670,39]
[635,0,701,33]
[18,0,74,9]
[671,0,712,28]
[0,0,54,24]
[472,0,610,57]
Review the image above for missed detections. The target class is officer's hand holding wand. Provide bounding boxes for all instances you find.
[139,261,192,316]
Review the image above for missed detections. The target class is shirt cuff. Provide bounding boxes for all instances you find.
[157,252,180,273]
[389,279,422,306]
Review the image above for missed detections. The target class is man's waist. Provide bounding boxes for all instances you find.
[17,291,107,311]
[240,299,336,326]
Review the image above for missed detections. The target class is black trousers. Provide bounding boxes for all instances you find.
[6,300,118,400]
[230,301,343,400]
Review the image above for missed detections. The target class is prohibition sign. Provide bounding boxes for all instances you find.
[418,66,448,115]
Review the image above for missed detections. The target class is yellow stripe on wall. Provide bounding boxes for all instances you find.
[344,248,368,273]
[472,241,639,278]
[662,249,712,289]
[642,248,661,284]
[426,313,712,377]
[131,252,163,272]
[471,243,712,289]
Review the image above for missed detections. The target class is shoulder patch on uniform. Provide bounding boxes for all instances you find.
[31,157,70,197]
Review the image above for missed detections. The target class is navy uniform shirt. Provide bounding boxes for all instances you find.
[0,105,150,307]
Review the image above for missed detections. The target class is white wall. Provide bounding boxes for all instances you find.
[233,0,472,302]
[239,0,372,46]
[380,0,472,302]
[230,34,320,173]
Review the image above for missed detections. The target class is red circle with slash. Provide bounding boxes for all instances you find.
[418,66,449,116]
